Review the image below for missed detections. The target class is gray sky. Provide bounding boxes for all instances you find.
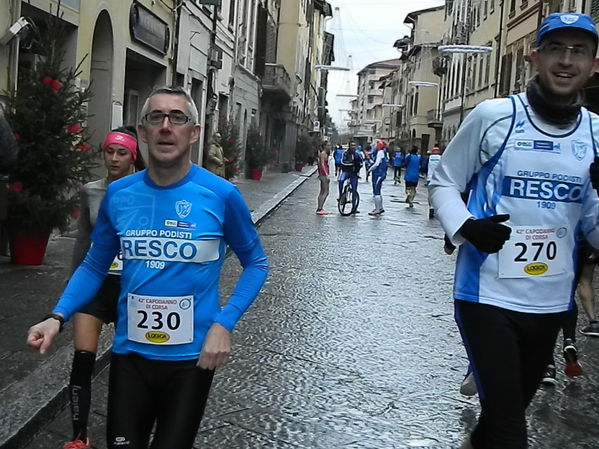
[325,0,445,131]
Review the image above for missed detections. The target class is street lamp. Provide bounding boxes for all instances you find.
[439,45,493,124]
[438,45,493,54]
[315,65,351,71]
[408,81,439,88]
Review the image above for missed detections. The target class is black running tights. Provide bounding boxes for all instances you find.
[455,300,565,449]
[107,353,214,449]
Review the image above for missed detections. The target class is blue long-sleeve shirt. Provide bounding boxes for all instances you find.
[54,165,268,361]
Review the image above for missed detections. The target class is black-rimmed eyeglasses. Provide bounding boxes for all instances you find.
[539,43,594,61]
[144,110,192,126]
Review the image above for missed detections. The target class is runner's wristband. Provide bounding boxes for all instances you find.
[42,313,64,333]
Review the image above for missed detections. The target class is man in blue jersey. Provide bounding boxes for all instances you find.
[431,14,599,449]
[392,147,404,184]
[368,140,389,215]
[27,86,269,449]
[403,146,421,207]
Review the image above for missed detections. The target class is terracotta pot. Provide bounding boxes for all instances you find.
[8,229,51,265]
[250,168,263,181]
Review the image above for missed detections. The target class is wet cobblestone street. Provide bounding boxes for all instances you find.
[22,174,599,448]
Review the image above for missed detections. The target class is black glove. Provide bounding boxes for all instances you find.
[590,157,599,194]
[459,214,511,254]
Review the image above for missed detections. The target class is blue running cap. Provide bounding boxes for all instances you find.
[536,13,598,47]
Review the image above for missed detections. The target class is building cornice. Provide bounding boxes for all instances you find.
[505,1,540,31]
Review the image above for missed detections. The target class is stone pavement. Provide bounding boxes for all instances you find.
[0,165,317,449]
[16,173,599,449]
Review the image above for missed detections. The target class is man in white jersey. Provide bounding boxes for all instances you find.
[27,86,269,449]
[430,14,599,449]
[425,144,442,219]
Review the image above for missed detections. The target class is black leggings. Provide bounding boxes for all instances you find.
[455,300,565,449]
[107,353,214,449]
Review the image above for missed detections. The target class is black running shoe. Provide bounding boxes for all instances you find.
[580,321,599,337]
[541,365,557,386]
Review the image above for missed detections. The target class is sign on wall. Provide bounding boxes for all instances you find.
[129,2,170,55]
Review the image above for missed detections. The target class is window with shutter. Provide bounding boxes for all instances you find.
[592,0,599,20]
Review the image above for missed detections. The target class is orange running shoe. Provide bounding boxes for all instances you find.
[63,436,90,449]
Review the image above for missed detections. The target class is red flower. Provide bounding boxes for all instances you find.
[75,143,92,151]
[226,138,233,145]
[12,133,20,141]
[9,181,23,193]
[71,209,81,219]
[67,123,82,134]
[42,76,63,93]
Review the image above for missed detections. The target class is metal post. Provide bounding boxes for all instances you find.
[7,0,22,94]
[494,0,505,98]
[459,53,468,124]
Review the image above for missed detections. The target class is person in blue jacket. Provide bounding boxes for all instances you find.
[334,144,344,176]
[338,142,363,201]
[403,146,421,207]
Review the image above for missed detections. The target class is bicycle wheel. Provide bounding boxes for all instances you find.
[338,185,353,216]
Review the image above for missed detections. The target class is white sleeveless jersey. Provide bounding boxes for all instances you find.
[431,93,599,313]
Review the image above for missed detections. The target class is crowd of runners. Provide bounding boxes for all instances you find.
[21,12,599,449]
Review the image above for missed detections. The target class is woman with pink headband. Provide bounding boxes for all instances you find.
[63,126,145,449]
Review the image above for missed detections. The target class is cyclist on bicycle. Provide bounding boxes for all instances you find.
[338,142,363,200]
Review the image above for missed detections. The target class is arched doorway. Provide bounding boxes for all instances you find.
[87,11,114,149]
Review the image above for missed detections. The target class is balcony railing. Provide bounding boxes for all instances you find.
[262,63,292,101]
[427,109,442,128]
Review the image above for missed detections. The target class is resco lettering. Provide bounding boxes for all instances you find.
[502,177,583,203]
[121,237,219,263]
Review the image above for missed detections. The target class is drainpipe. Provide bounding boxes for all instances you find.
[205,5,219,141]
[171,1,182,85]
[230,1,239,120]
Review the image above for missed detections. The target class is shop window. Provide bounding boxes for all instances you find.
[124,90,140,126]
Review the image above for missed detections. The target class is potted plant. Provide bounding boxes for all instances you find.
[245,125,269,180]
[2,12,97,265]
[295,134,315,171]
[217,119,241,180]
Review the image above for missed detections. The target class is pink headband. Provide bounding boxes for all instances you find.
[102,132,138,160]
